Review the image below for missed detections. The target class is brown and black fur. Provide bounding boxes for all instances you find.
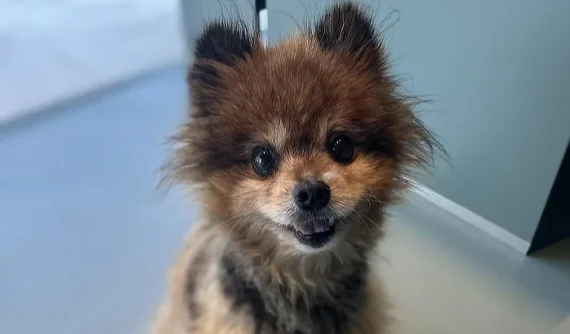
[153,2,440,334]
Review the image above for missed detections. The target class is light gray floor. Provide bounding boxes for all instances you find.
[0,65,568,334]
[0,67,191,334]
[385,195,570,333]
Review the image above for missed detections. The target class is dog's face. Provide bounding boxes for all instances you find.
[170,4,437,255]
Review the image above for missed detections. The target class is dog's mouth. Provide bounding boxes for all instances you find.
[285,217,337,248]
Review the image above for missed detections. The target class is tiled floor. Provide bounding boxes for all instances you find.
[0,66,568,334]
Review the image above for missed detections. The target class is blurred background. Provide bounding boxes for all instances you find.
[0,1,569,334]
[0,0,183,124]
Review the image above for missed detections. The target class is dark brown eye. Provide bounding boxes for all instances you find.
[328,135,354,164]
[252,146,277,177]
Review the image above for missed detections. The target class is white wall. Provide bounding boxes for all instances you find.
[0,0,185,124]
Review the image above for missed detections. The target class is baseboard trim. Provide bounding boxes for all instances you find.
[0,61,181,130]
[409,181,530,254]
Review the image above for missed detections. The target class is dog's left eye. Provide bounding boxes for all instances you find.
[328,135,354,164]
[252,146,277,177]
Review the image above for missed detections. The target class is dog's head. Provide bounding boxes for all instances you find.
[169,3,439,256]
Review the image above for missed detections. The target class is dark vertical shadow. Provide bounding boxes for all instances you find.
[256,0,266,24]
[528,140,570,254]
[255,0,266,12]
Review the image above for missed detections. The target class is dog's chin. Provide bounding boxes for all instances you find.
[282,217,340,252]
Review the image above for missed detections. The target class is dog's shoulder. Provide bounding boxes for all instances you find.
[349,273,391,334]
[151,222,257,334]
[345,252,392,334]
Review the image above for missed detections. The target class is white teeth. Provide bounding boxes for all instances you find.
[295,218,334,235]
[311,225,331,234]
[298,225,315,235]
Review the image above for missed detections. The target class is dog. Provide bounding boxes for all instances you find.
[152,2,439,333]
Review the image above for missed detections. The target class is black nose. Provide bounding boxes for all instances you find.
[293,180,330,211]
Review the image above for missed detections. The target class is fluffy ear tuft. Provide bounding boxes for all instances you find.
[189,20,256,116]
[313,3,384,68]
[195,21,255,66]
[190,21,256,89]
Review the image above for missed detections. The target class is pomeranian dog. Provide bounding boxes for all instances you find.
[152,2,439,334]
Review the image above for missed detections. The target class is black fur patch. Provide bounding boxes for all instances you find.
[219,252,367,334]
[191,21,256,89]
[195,21,255,66]
[313,3,382,68]
[220,253,276,334]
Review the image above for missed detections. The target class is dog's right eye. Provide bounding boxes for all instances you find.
[328,135,354,164]
[252,146,277,177]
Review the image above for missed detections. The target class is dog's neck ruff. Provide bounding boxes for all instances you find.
[218,247,368,334]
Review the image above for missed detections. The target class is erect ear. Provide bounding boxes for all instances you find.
[190,20,256,89]
[313,3,385,69]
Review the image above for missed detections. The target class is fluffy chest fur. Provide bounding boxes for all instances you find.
[218,252,367,334]
[151,224,389,334]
